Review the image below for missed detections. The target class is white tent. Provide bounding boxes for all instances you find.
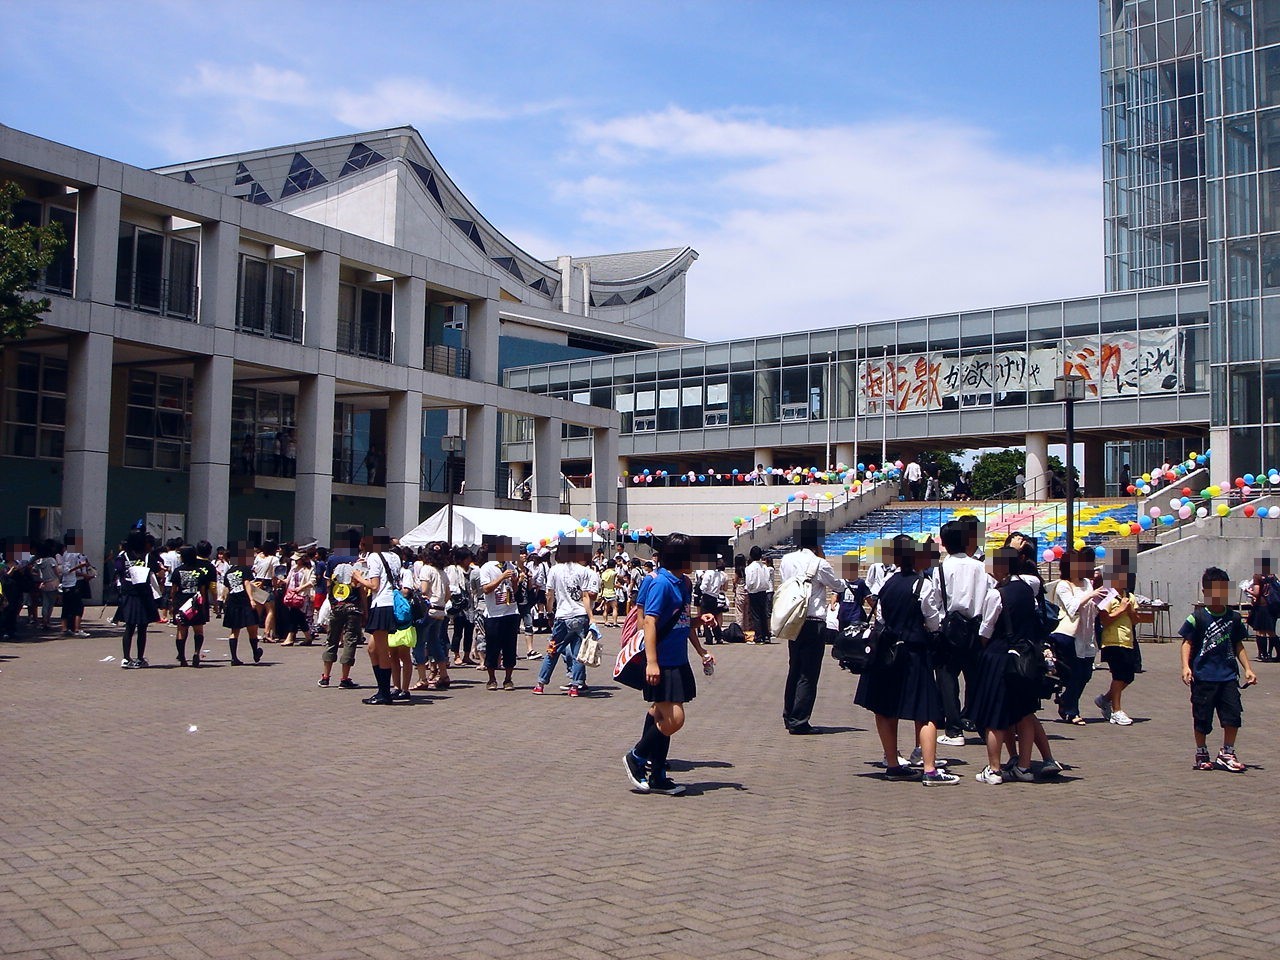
[398,506,602,547]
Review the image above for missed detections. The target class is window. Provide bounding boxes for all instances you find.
[145,512,186,542]
[12,200,76,294]
[237,255,301,341]
[115,224,198,319]
[124,370,191,470]
[4,352,66,459]
[633,416,657,432]
[246,518,282,548]
[231,385,296,478]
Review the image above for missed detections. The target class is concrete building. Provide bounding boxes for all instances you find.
[1,124,696,593]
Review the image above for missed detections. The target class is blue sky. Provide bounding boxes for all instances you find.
[2,1,1106,340]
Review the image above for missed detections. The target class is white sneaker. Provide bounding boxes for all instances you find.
[1094,694,1112,720]
[937,734,965,747]
[75,630,92,638]
[975,765,1004,785]
[1109,710,1133,725]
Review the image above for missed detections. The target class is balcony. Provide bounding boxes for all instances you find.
[237,297,303,342]
[116,272,199,321]
[424,343,471,378]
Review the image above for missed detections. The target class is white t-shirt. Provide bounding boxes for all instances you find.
[252,554,275,580]
[58,551,87,589]
[479,560,518,618]
[698,568,726,599]
[779,549,845,620]
[367,551,401,608]
[418,564,449,607]
[547,562,590,619]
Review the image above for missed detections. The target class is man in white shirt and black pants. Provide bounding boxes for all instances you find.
[745,545,772,644]
[780,521,845,735]
[932,521,997,745]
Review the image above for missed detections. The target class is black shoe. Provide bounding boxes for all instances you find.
[394,689,411,700]
[178,658,188,667]
[960,718,977,732]
[253,647,264,664]
[788,724,820,735]
[231,658,244,666]
[191,655,200,668]
[338,678,359,689]
[884,766,921,782]
[317,676,330,687]
[362,692,393,705]
[623,751,650,792]
[647,774,686,796]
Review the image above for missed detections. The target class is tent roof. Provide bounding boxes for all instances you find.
[398,506,600,547]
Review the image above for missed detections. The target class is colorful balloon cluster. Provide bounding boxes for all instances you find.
[1041,544,1109,563]
[1125,451,1209,497]
[521,516,657,553]
[624,462,894,486]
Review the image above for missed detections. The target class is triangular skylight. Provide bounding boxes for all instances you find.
[407,159,445,209]
[339,141,387,176]
[281,153,328,197]
[451,217,486,252]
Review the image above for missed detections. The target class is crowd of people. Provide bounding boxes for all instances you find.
[0,513,1269,794]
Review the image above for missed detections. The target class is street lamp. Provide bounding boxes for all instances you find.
[442,433,463,546]
[1053,375,1086,554]
[824,350,834,473]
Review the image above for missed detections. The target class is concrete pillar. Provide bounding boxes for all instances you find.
[1083,437,1106,498]
[591,426,620,524]
[835,442,855,471]
[467,298,500,384]
[188,354,234,545]
[532,415,563,514]
[754,372,775,424]
[463,404,499,508]
[74,187,121,304]
[62,333,112,602]
[384,390,423,537]
[1210,426,1231,486]
[754,447,774,484]
[1025,432,1049,501]
[393,275,426,367]
[294,374,335,545]
[303,249,339,349]
[201,220,240,329]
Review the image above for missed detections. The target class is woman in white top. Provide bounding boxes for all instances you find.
[413,542,452,691]
[353,532,402,705]
[1050,548,1107,725]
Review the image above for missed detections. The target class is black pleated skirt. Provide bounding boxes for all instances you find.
[967,641,1041,732]
[853,645,943,724]
[222,595,258,630]
[642,662,698,703]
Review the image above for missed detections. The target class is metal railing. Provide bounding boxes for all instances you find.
[116,273,199,321]
[236,298,304,342]
[425,343,471,378]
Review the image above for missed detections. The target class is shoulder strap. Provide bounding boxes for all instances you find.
[376,552,393,587]
[937,562,950,614]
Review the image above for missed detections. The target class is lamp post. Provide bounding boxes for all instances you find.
[1053,375,1086,554]
[442,433,463,546]
[824,350,834,473]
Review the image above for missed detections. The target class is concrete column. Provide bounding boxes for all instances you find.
[303,249,339,349]
[835,442,855,471]
[188,354,234,545]
[464,405,499,508]
[62,333,113,602]
[532,415,563,513]
[754,372,775,425]
[392,275,426,367]
[754,447,774,484]
[591,426,620,524]
[384,390,423,536]
[74,187,121,304]
[1210,426,1231,485]
[201,220,240,329]
[294,374,335,544]
[1024,432,1049,501]
[467,298,501,384]
[1083,437,1106,498]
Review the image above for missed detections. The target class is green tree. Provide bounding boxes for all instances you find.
[1,180,66,344]
[920,449,962,487]
[970,449,1076,500]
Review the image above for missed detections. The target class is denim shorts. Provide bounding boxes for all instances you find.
[413,616,449,664]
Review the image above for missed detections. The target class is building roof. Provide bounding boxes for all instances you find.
[552,248,693,284]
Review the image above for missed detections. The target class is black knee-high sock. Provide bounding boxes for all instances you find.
[123,625,135,660]
[176,634,187,662]
[373,665,392,697]
[652,731,672,773]
[136,626,148,659]
[634,712,661,760]
[229,635,239,661]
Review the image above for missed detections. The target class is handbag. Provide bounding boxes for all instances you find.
[770,557,820,641]
[613,598,683,690]
[249,584,270,605]
[378,553,413,627]
[831,596,882,673]
[871,577,925,674]
[937,566,980,667]
[174,592,205,626]
[282,587,306,609]
[577,626,603,668]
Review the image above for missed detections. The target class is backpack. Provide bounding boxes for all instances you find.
[771,555,820,641]
[936,565,981,667]
[723,622,747,643]
[1266,577,1280,617]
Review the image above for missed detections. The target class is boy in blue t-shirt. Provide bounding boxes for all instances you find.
[1180,567,1257,772]
[622,533,714,796]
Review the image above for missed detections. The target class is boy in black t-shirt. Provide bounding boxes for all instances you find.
[1180,567,1257,772]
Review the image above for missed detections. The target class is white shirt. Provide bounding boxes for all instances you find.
[905,462,922,482]
[1053,579,1101,658]
[873,573,945,633]
[864,562,896,596]
[418,564,449,607]
[57,551,87,589]
[933,554,996,635]
[479,560,518,617]
[745,560,771,594]
[367,551,401,608]
[779,548,844,620]
[698,568,726,599]
[547,561,590,619]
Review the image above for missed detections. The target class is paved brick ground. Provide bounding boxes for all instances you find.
[3,610,1280,959]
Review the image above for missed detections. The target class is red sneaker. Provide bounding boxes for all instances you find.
[567,685,580,697]
[531,684,545,694]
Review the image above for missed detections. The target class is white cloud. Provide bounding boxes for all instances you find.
[563,107,1103,340]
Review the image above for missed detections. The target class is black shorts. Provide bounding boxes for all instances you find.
[1101,646,1138,684]
[1190,679,1243,735]
[697,594,722,615]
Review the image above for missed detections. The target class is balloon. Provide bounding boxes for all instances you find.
[732,468,739,475]
[798,492,809,501]
[1245,474,1256,486]
[1244,504,1256,517]
[1052,546,1065,559]
[825,492,834,500]
[1182,487,1192,496]
[630,532,639,541]
[1270,506,1280,519]
[1139,516,1153,530]
[643,469,650,476]
[1216,503,1230,517]
[787,494,796,503]
[1149,506,1161,518]
[1196,506,1208,518]
[1042,549,1056,563]
[1073,538,1085,552]
[645,475,653,483]
[1161,514,1175,525]
[632,475,641,484]
[698,475,706,483]
[1169,498,1181,510]
[526,543,536,553]
[1095,546,1107,560]
[1178,506,1192,520]
[1142,473,1151,482]
[645,525,653,533]
[1236,477,1246,488]
[761,505,769,513]
[772,506,781,515]
[1126,485,1136,495]
[1130,522,1143,534]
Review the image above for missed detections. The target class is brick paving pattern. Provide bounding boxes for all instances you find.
[2,611,1279,959]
